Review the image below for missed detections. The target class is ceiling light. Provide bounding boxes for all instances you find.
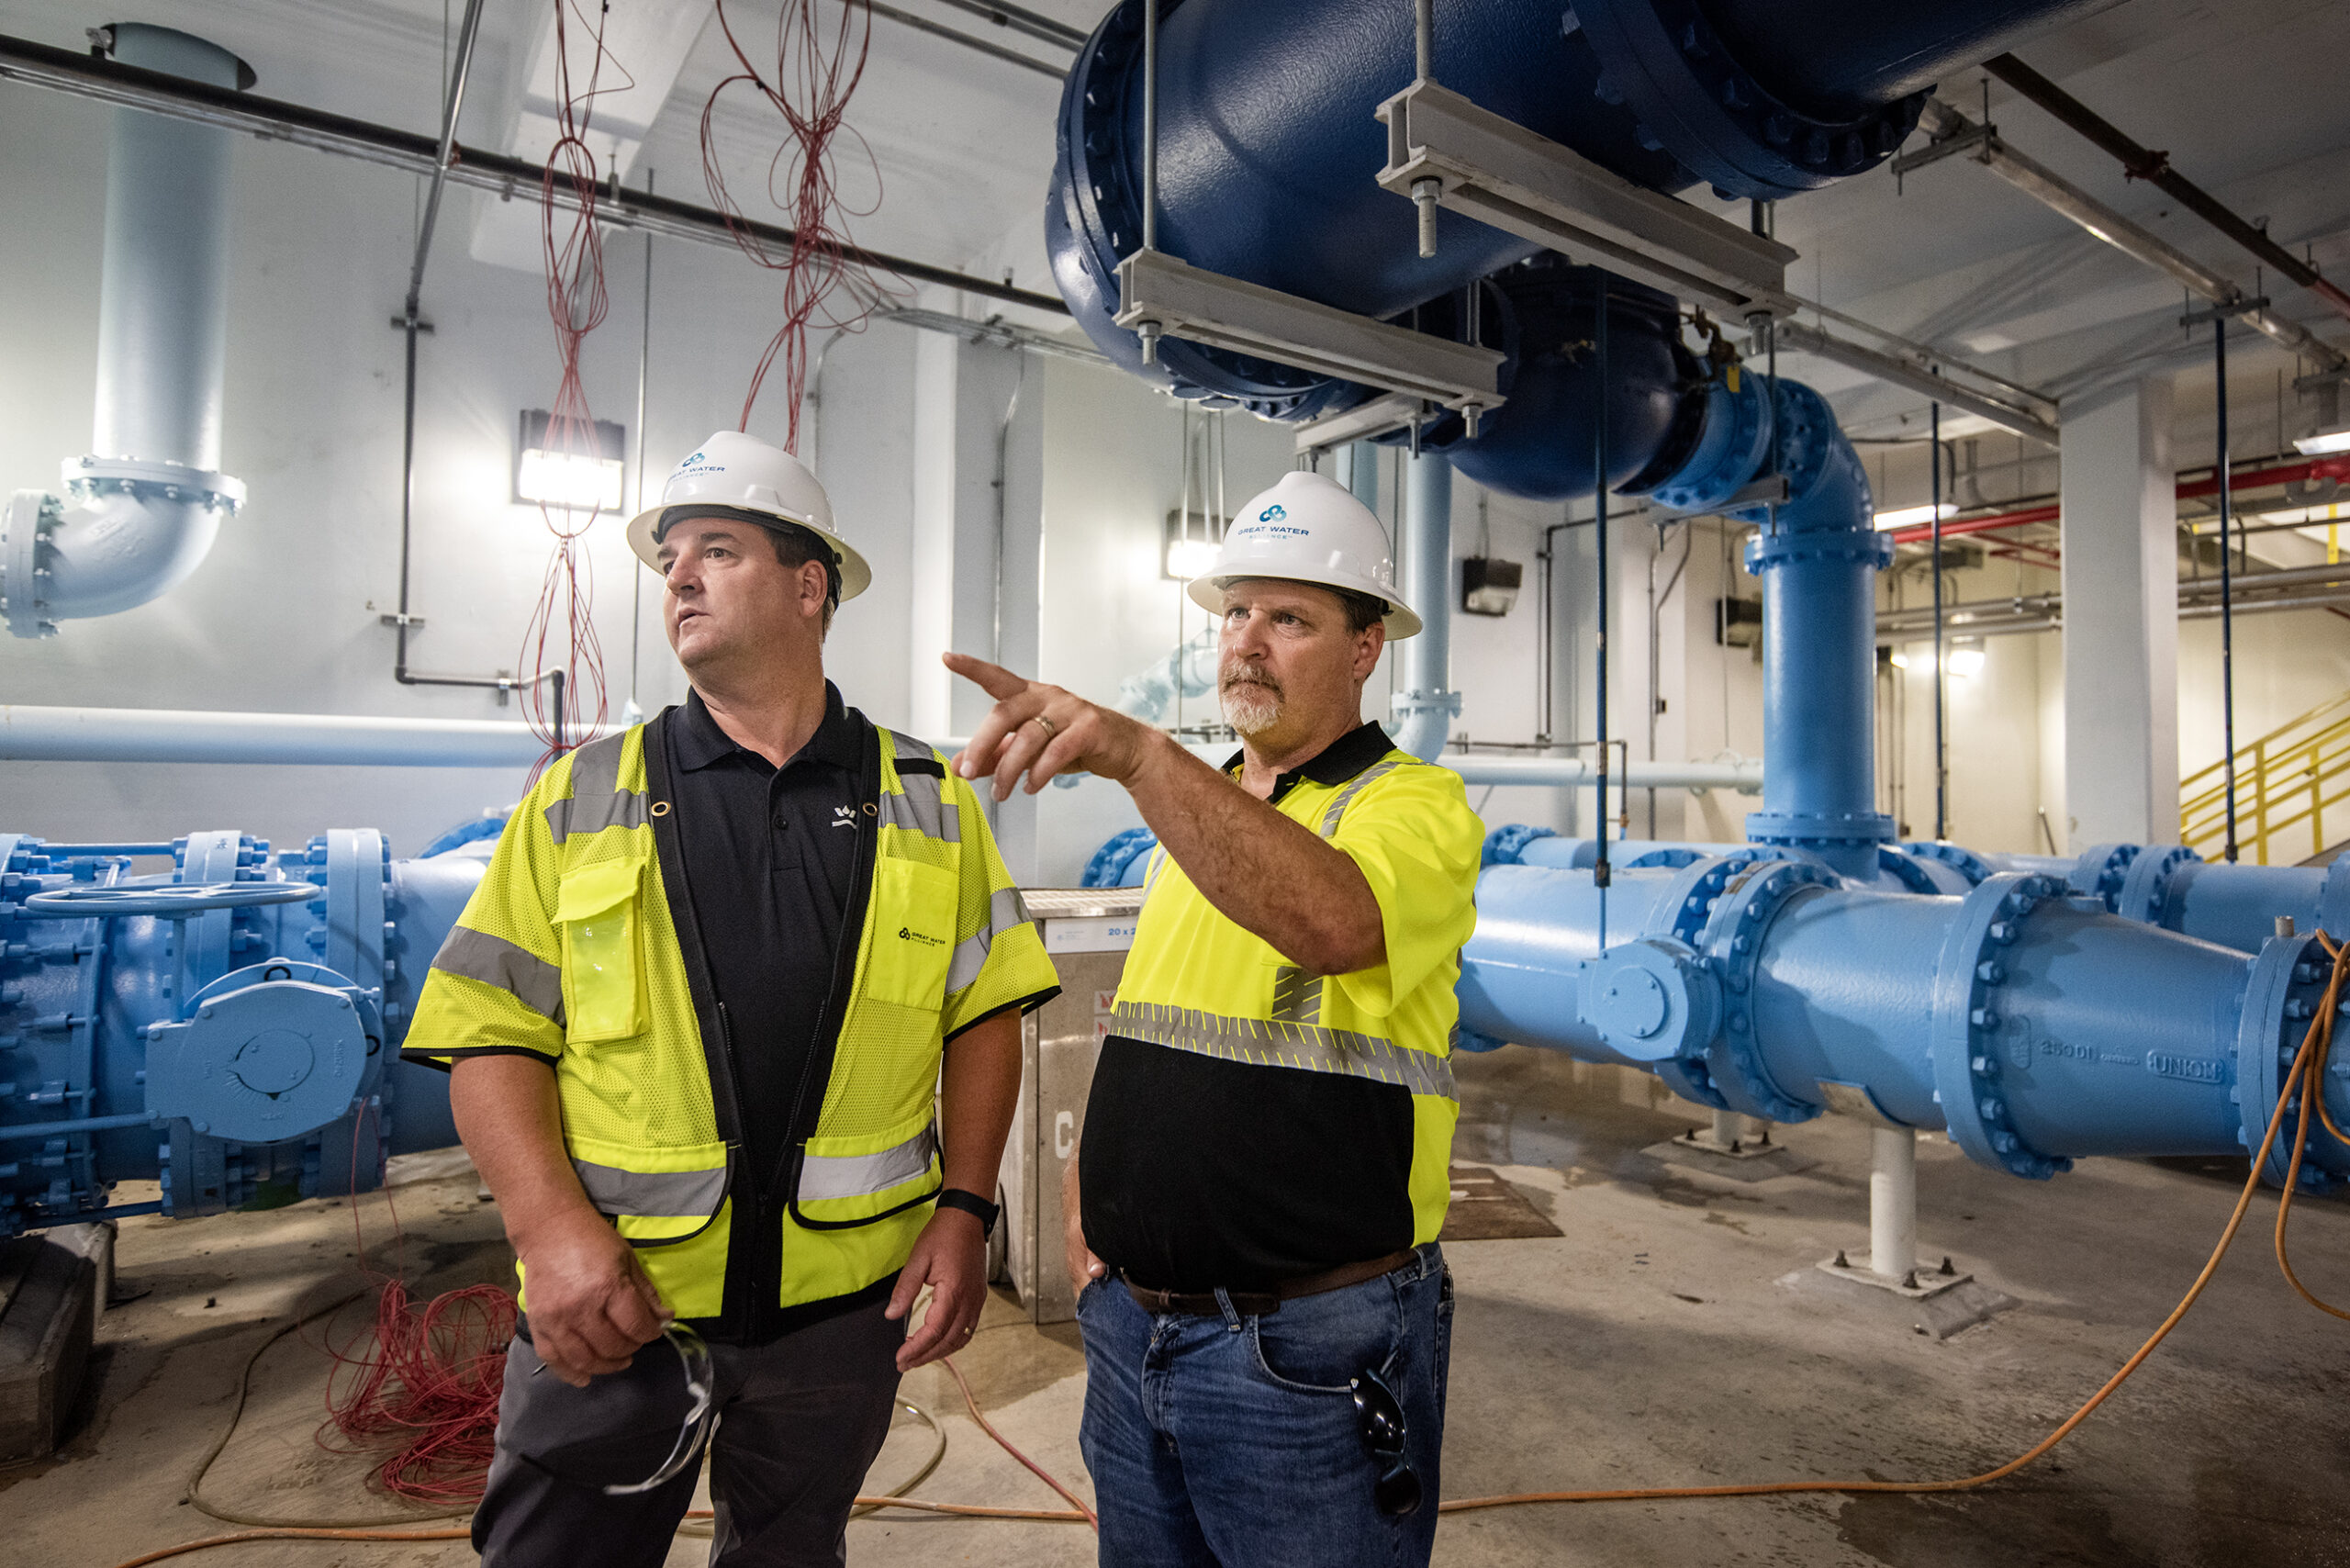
[1460,556,1523,617]
[2293,428,2350,456]
[516,410,625,512]
[1874,502,1956,530]
[1946,640,1986,678]
[1889,647,1914,670]
[1164,533,1222,582]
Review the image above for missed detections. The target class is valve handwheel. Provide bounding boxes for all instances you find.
[24,880,318,918]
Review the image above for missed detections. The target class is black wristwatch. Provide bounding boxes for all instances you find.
[934,1187,1000,1237]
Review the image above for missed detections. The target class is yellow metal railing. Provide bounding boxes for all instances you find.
[2181,689,2350,865]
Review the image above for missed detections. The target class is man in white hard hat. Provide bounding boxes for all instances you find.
[946,467,1483,1567]
[406,430,1060,1566]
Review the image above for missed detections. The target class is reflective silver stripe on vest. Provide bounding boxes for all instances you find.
[1111,1001,1455,1100]
[1318,756,1407,834]
[1259,755,1411,1030]
[544,732,650,843]
[573,1158,726,1218]
[431,925,566,1025]
[879,729,961,843]
[878,778,959,843]
[946,886,1033,997]
[800,1123,938,1202]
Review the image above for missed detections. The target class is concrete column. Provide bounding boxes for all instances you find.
[2061,376,2178,847]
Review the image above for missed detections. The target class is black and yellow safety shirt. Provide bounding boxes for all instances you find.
[1080,721,1484,1292]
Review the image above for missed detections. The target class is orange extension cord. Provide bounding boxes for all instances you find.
[111,939,2350,1565]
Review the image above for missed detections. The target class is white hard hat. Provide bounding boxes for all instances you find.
[1187,470,1421,638]
[625,431,872,602]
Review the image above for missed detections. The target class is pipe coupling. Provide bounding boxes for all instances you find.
[1928,873,2074,1181]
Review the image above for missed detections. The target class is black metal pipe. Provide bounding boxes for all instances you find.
[1984,52,2350,329]
[2218,319,2239,862]
[0,32,1068,316]
[1931,401,1946,841]
[1593,272,1612,896]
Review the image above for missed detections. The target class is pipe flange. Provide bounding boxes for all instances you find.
[1874,846,1954,895]
[1648,847,1770,948]
[2318,857,2350,940]
[1057,0,1357,420]
[1482,823,1559,868]
[3,491,63,639]
[1639,371,1771,512]
[1744,808,1897,853]
[2233,933,2349,1191]
[1694,857,1837,1122]
[1635,849,1765,1108]
[2112,843,2200,927]
[1573,0,1927,200]
[2065,843,2141,911]
[1929,872,2073,1181]
[1902,840,1994,887]
[63,455,246,514]
[1743,528,1895,571]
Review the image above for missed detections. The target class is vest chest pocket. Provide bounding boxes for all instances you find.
[556,858,646,1043]
[865,857,957,1012]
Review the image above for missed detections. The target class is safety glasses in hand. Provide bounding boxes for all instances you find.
[602,1323,719,1496]
[1349,1366,1422,1518]
[532,1321,720,1497]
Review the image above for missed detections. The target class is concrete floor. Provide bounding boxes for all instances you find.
[7,1048,2348,1568]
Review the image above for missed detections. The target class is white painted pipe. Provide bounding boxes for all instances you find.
[1869,1126,1918,1281]
[1441,753,1763,792]
[4,26,252,639]
[0,704,605,767]
[1391,450,1459,763]
[1712,1109,1748,1148]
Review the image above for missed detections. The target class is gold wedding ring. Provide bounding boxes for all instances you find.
[1031,713,1058,741]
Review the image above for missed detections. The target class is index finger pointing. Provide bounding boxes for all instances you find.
[942,652,1030,701]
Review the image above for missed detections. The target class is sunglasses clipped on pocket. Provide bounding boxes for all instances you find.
[1349,1366,1422,1518]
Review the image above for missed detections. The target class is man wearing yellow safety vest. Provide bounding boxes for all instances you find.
[404,431,1060,1566]
[947,467,1483,1568]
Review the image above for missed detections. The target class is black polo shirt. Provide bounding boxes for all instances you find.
[663,683,873,1342]
[1080,721,1417,1292]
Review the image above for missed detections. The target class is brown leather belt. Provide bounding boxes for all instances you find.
[1123,1248,1420,1317]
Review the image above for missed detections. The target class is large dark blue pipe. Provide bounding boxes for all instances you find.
[1047,0,2106,422]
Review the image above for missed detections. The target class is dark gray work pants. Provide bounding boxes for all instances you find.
[474,1302,905,1568]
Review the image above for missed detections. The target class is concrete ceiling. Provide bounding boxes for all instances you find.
[4,0,2347,467]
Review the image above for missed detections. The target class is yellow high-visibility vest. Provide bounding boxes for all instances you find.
[1110,740,1483,1245]
[404,712,1058,1318]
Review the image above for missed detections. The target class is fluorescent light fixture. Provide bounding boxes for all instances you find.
[1889,647,1914,670]
[1460,556,1524,617]
[2293,427,2350,456]
[517,410,626,512]
[1164,535,1222,580]
[1947,640,1986,678]
[1874,502,1956,530]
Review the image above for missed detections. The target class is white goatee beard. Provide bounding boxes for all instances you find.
[1220,674,1283,736]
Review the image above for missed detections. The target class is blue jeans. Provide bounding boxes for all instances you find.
[1077,1245,1452,1568]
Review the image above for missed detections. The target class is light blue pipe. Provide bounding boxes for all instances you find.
[1457,851,2350,1188]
